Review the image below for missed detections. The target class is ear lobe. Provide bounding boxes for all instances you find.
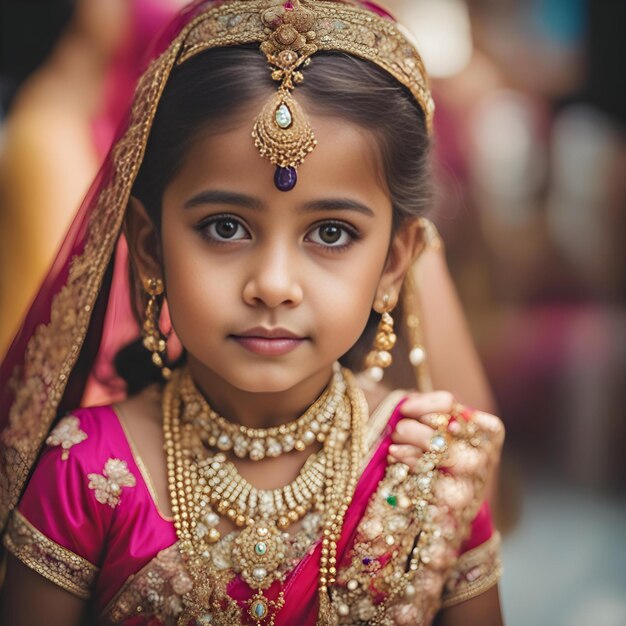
[125,196,163,281]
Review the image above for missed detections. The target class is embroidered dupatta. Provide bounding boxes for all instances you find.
[0,0,435,543]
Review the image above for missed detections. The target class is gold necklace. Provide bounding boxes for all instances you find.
[163,366,366,625]
[198,450,327,531]
[180,362,345,460]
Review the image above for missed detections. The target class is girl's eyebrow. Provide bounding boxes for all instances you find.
[301,198,375,217]
[184,190,261,210]
[184,189,375,217]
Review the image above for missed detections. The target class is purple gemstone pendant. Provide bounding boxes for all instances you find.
[274,166,297,192]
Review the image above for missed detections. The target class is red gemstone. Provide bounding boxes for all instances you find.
[284,1,294,10]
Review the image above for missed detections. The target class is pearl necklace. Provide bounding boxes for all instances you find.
[179,362,345,460]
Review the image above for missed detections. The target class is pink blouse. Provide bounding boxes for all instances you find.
[3,400,502,625]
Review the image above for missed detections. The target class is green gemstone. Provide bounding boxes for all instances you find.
[386,494,398,507]
[253,600,268,619]
[254,541,267,556]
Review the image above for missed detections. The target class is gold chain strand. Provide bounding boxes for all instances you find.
[164,366,366,625]
[180,362,345,459]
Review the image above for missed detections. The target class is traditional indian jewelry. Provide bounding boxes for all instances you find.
[198,449,327,531]
[402,218,444,392]
[252,0,318,191]
[141,277,171,380]
[179,362,345,460]
[365,295,397,383]
[177,0,435,194]
[163,365,366,625]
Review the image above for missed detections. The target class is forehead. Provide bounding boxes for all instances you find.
[163,105,391,213]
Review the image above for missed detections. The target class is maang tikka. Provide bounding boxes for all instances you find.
[176,0,436,192]
[252,0,318,191]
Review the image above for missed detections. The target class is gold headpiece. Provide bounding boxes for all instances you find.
[178,0,435,190]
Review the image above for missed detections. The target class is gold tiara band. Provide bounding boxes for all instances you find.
[177,0,434,190]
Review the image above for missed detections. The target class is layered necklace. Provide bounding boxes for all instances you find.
[163,364,367,625]
[179,362,346,460]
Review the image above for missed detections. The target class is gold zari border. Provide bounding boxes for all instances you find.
[178,0,434,130]
[3,510,98,599]
[441,531,502,608]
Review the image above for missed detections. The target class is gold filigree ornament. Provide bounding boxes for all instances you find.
[231,521,289,621]
[253,0,319,191]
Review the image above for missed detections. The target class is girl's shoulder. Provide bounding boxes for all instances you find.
[4,394,176,607]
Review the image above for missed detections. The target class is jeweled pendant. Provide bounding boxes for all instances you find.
[274,166,297,191]
[250,597,269,621]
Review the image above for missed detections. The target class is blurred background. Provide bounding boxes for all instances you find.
[1,1,625,624]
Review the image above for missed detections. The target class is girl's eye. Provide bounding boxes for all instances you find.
[307,223,356,248]
[202,217,249,241]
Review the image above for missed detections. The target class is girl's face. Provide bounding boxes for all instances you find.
[129,104,420,397]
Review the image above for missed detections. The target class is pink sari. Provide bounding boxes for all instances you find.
[4,395,499,625]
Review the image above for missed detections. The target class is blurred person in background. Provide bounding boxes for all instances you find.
[0,0,186,366]
[384,1,626,624]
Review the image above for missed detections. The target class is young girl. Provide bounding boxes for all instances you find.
[0,1,505,624]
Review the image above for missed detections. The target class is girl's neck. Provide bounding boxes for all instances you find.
[186,359,335,429]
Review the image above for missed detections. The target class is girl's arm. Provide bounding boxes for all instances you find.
[435,585,504,626]
[1,555,86,626]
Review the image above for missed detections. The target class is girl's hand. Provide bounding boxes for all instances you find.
[389,391,504,473]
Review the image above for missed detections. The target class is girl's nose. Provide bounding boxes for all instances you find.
[242,242,304,309]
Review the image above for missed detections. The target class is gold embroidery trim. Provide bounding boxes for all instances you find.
[442,531,503,608]
[178,1,434,130]
[3,510,98,599]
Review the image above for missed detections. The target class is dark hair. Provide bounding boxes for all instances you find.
[117,45,431,393]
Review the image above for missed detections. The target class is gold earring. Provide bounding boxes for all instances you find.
[142,277,171,380]
[365,295,397,382]
[403,261,433,392]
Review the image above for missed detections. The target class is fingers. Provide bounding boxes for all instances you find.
[388,444,423,468]
[391,419,433,449]
[389,392,506,475]
[400,391,455,421]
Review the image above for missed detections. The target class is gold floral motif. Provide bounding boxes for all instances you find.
[3,510,98,599]
[442,532,502,608]
[45,415,88,461]
[88,459,137,508]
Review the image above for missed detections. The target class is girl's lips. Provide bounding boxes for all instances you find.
[231,336,306,356]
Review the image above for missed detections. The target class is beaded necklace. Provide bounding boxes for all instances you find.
[163,366,366,625]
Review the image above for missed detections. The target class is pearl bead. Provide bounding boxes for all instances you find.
[338,603,350,616]
[409,346,426,366]
[366,366,384,382]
